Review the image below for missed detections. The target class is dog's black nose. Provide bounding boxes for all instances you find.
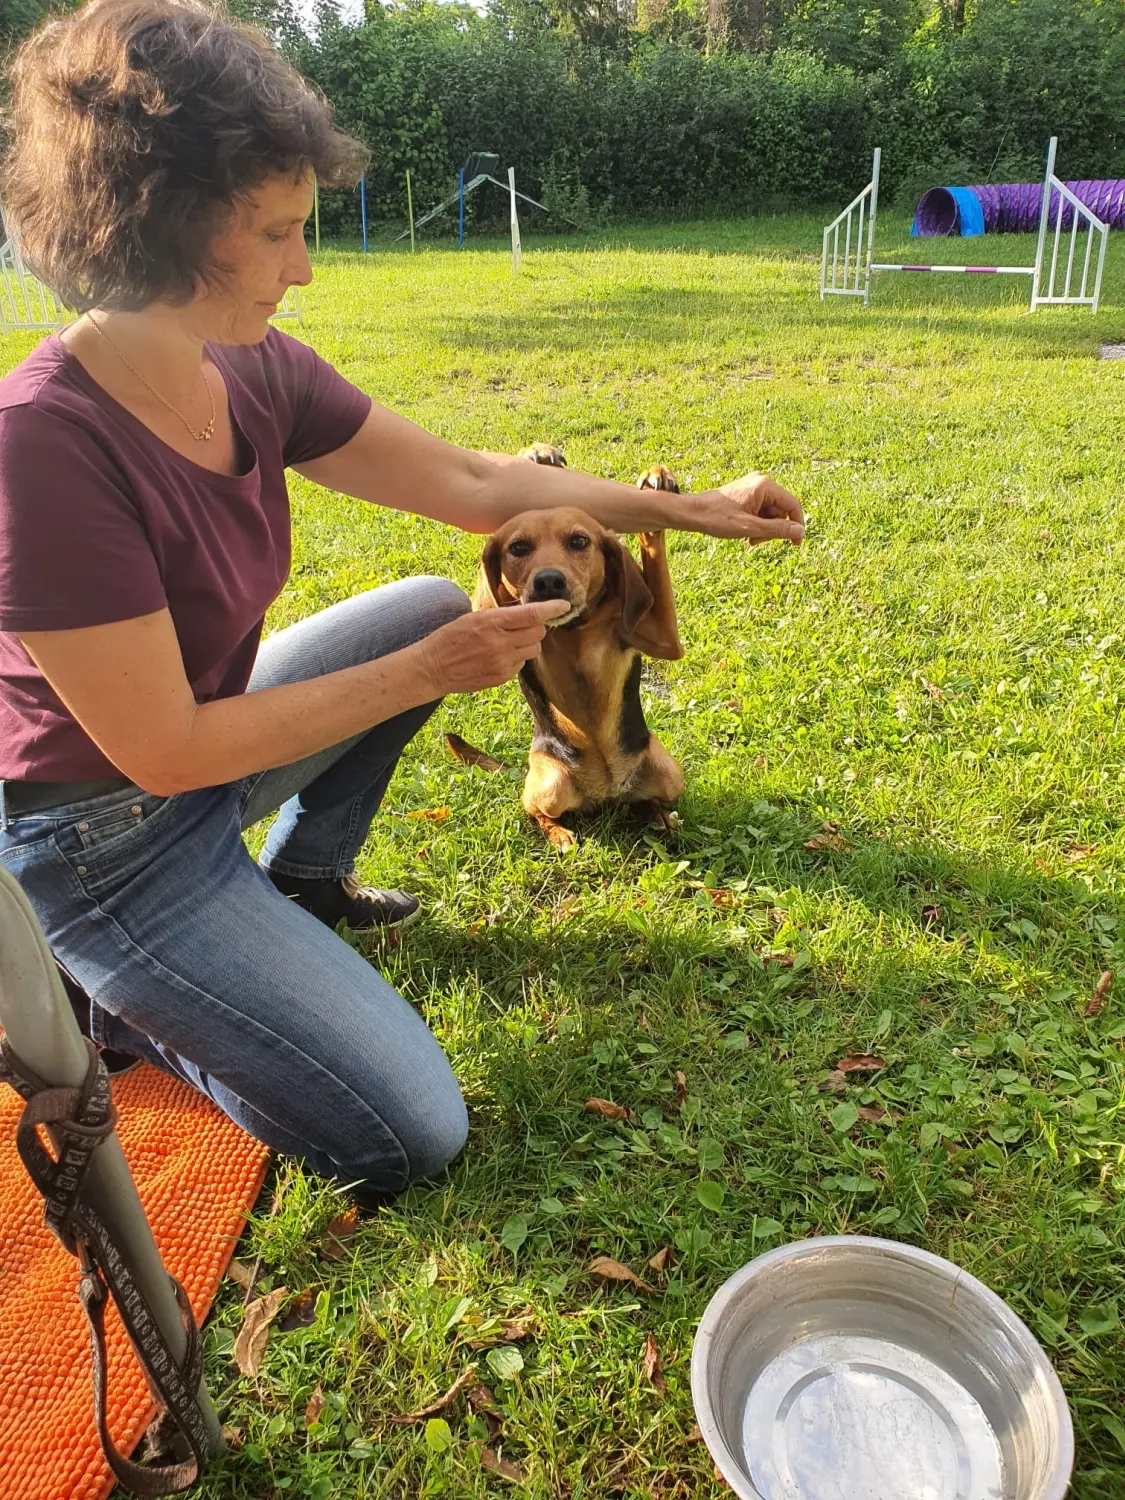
[531,569,569,599]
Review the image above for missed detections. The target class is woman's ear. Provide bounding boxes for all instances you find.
[600,535,654,643]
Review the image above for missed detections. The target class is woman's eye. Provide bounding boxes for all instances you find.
[508,540,533,558]
[567,534,591,551]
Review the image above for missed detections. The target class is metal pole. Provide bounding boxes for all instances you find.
[406,170,416,254]
[313,175,321,255]
[0,865,224,1453]
[1030,136,1057,311]
[458,169,465,250]
[820,226,828,299]
[360,176,368,254]
[1092,222,1108,315]
[508,166,522,275]
[864,149,881,306]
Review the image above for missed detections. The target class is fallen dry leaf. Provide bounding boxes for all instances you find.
[673,1071,688,1107]
[643,1332,666,1397]
[466,1310,538,1349]
[467,1380,503,1439]
[390,1368,478,1424]
[304,1384,325,1429]
[707,888,735,909]
[319,1205,360,1263]
[805,829,851,852]
[837,1054,887,1074]
[589,1256,658,1294]
[232,1286,287,1377]
[445,732,506,774]
[585,1097,632,1121]
[686,1424,703,1444]
[648,1245,675,1274]
[857,1104,898,1123]
[406,806,451,823]
[220,1425,244,1450]
[481,1447,526,1484]
[279,1288,317,1332]
[500,1312,537,1340]
[225,1258,256,1293]
[819,1070,847,1094]
[1086,970,1114,1019]
[1066,844,1098,861]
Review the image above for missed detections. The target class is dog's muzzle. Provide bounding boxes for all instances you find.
[525,568,582,626]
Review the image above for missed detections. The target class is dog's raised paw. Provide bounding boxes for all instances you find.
[637,464,680,494]
[519,443,567,467]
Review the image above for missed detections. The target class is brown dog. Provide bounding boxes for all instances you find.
[474,447,685,848]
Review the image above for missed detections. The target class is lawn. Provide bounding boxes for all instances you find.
[9,211,1125,1496]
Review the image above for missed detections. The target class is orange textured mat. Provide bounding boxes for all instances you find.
[0,1062,269,1500]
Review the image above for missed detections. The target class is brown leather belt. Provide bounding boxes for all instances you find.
[0,778,133,816]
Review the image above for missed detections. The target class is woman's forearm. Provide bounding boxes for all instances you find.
[465,449,694,534]
[165,642,440,793]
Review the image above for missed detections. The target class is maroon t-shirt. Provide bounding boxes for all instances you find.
[0,328,371,781]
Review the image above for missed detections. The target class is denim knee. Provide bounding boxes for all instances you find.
[401,1076,469,1184]
[413,576,471,631]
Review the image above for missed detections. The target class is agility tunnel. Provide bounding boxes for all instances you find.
[913,179,1125,237]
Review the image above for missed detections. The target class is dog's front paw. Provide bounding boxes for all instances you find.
[519,443,567,467]
[533,812,579,850]
[637,464,680,494]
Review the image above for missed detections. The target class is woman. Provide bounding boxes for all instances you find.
[0,0,804,1199]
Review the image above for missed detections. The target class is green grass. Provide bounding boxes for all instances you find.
[10,212,1125,1495]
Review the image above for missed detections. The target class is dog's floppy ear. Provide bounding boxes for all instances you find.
[601,535,654,644]
[474,536,516,610]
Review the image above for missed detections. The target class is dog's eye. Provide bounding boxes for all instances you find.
[566,534,591,552]
[507,539,533,559]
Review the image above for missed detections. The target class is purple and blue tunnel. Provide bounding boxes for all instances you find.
[912,180,1125,237]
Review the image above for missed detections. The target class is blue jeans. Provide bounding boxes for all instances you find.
[0,577,471,1197]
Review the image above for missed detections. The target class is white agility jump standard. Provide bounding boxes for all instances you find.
[821,138,1108,313]
[0,234,304,333]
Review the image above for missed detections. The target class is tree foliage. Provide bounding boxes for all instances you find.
[1,0,1120,226]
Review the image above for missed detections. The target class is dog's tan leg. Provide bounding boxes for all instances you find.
[631,531,683,659]
[627,734,684,832]
[631,467,683,661]
[523,751,585,850]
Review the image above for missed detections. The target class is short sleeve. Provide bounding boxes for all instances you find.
[259,328,372,468]
[0,404,167,632]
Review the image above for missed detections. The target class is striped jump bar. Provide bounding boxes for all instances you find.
[871,262,1035,275]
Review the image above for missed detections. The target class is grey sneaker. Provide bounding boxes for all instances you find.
[266,870,421,933]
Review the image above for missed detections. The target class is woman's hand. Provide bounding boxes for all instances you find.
[418,600,569,696]
[694,473,805,546]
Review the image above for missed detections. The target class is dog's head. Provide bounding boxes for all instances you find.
[474,506,653,638]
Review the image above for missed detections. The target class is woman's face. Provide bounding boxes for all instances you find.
[186,171,315,344]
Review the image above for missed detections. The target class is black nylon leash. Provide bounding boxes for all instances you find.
[0,1036,209,1496]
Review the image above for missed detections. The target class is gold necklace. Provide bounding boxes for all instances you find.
[87,313,216,442]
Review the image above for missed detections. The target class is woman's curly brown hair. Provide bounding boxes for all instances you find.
[1,0,365,311]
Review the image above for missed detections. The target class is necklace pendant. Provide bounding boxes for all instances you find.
[198,419,215,442]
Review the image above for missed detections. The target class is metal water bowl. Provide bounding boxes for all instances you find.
[690,1236,1073,1500]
